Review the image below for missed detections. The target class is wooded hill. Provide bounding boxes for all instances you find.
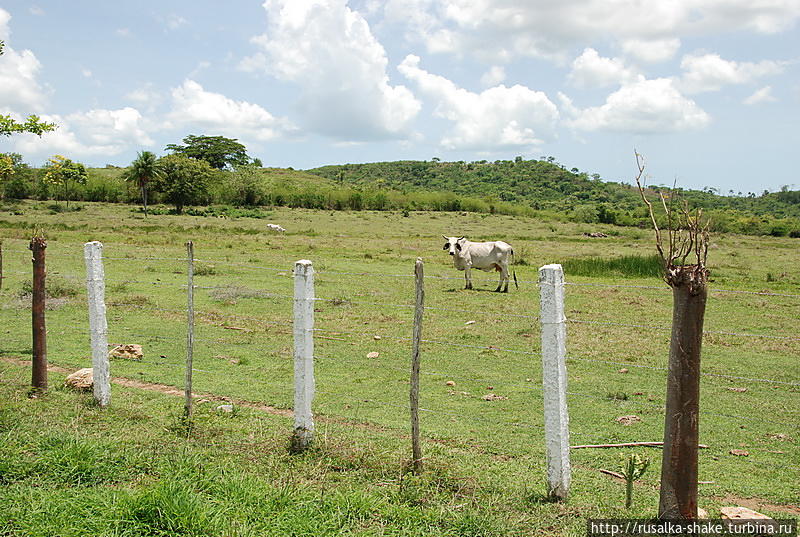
[308,159,800,236]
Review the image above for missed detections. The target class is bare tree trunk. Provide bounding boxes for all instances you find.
[141,184,148,217]
[659,266,708,519]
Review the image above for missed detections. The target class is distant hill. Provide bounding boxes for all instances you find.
[307,159,800,235]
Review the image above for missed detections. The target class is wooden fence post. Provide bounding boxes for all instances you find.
[84,241,110,407]
[539,263,571,500]
[0,239,4,291]
[184,241,195,422]
[410,257,425,474]
[30,236,47,392]
[291,259,315,452]
[659,270,708,519]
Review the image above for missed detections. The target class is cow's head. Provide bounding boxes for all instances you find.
[442,236,466,256]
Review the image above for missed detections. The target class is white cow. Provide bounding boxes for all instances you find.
[267,223,286,232]
[442,236,517,292]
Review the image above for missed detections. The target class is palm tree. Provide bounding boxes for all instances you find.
[124,151,161,217]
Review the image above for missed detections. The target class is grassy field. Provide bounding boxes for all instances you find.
[0,200,798,536]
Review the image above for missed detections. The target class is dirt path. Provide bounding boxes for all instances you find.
[0,357,293,418]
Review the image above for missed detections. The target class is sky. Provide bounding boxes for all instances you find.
[0,0,798,194]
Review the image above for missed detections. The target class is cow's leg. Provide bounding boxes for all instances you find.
[464,266,473,290]
[497,263,509,292]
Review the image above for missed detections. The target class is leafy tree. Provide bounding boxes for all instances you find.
[43,155,87,208]
[123,151,162,217]
[0,41,56,137]
[165,135,253,170]
[156,154,216,214]
[0,154,13,199]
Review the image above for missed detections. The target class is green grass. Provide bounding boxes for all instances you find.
[0,200,798,535]
[561,254,663,278]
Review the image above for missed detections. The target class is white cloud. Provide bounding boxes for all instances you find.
[398,54,558,150]
[567,48,640,89]
[743,85,777,105]
[620,38,681,63]
[13,107,154,159]
[166,79,297,142]
[165,14,188,30]
[29,6,44,16]
[679,53,786,93]
[81,68,92,78]
[566,78,710,133]
[480,65,506,87]
[0,9,48,113]
[115,28,131,37]
[240,0,420,140]
[382,0,800,63]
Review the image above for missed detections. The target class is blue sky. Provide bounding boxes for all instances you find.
[1,0,798,194]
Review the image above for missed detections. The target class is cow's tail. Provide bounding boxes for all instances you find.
[510,248,519,289]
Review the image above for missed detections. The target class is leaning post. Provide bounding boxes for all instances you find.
[291,259,315,453]
[84,241,110,407]
[539,263,571,500]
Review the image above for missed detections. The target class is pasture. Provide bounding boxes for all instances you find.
[0,200,798,536]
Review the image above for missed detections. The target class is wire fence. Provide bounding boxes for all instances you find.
[0,240,797,494]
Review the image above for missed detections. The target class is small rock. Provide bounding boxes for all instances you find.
[729,449,749,456]
[697,508,709,519]
[65,368,93,391]
[373,335,381,340]
[465,320,476,325]
[216,404,234,413]
[727,387,747,392]
[482,393,508,401]
[109,344,143,361]
[366,351,380,359]
[721,506,780,534]
[615,415,641,426]
[445,380,456,387]
[618,368,629,374]
[526,378,533,382]
[767,433,790,441]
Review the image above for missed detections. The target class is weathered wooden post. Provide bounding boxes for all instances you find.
[409,257,425,474]
[539,263,571,500]
[633,151,710,519]
[0,239,4,291]
[291,259,315,452]
[30,235,47,391]
[84,241,110,407]
[184,241,195,422]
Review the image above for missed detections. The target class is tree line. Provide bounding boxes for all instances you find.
[1,135,798,237]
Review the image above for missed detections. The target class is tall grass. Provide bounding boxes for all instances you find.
[561,254,663,278]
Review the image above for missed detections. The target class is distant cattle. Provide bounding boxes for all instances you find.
[267,223,286,232]
[442,236,517,292]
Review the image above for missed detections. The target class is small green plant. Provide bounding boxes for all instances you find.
[193,263,217,276]
[620,453,649,509]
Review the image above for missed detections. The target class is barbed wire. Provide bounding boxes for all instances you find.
[568,318,800,342]
[564,355,799,387]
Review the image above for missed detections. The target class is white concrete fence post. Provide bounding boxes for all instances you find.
[291,259,315,452]
[84,241,110,407]
[539,263,571,500]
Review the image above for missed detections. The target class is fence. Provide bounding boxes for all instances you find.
[0,237,797,502]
